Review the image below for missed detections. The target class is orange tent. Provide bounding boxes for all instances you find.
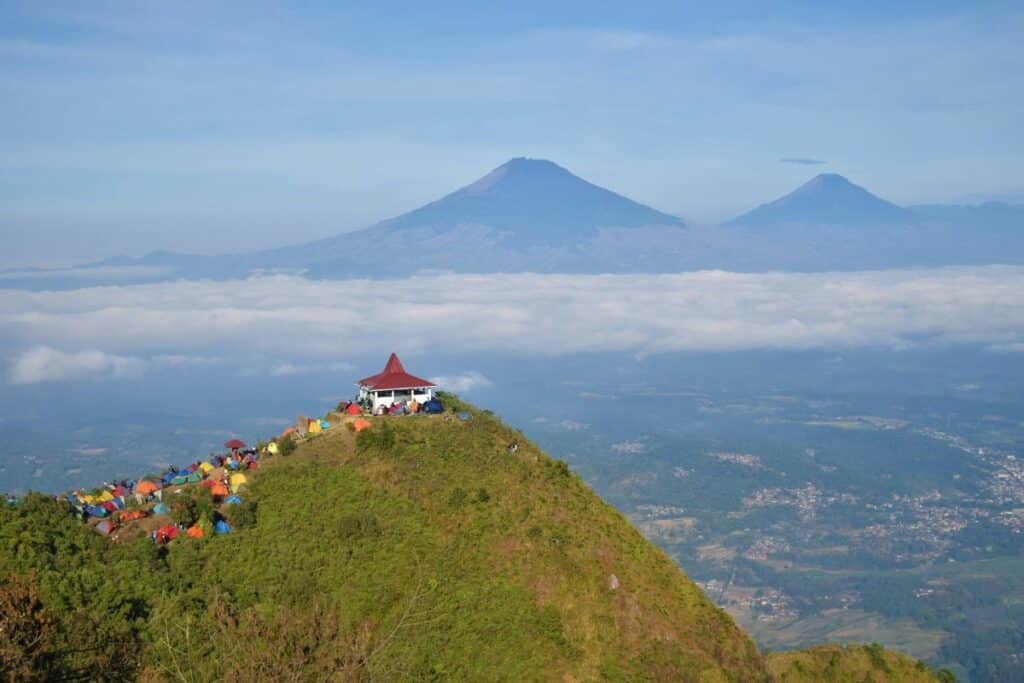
[345,403,361,415]
[353,418,372,433]
[281,427,297,438]
[119,509,148,523]
[186,525,204,539]
[136,481,159,495]
[211,483,229,498]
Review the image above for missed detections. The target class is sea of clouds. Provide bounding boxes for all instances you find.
[2,266,1023,385]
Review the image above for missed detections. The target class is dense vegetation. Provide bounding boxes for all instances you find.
[767,644,954,683]
[1,399,949,681]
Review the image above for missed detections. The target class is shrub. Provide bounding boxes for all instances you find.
[226,500,258,529]
[475,488,491,504]
[170,497,198,527]
[337,512,381,540]
[0,572,57,681]
[277,435,297,456]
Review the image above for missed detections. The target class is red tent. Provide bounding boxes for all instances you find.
[156,525,180,544]
[345,402,361,415]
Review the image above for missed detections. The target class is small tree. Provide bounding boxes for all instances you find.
[227,501,258,529]
[0,572,56,681]
[277,435,297,456]
[170,496,198,527]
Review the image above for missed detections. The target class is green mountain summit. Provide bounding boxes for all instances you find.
[0,399,949,681]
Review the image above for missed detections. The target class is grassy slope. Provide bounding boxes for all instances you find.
[767,644,945,682]
[202,410,770,681]
[1,399,950,681]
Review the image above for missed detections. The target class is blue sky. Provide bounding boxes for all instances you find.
[1,0,1022,266]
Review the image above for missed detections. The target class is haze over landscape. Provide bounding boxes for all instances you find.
[2,1,1023,681]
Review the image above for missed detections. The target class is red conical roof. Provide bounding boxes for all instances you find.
[357,353,436,391]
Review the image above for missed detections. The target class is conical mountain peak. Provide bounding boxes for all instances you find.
[374,158,683,246]
[726,173,915,228]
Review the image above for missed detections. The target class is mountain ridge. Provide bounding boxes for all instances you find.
[3,159,1022,289]
[0,397,951,681]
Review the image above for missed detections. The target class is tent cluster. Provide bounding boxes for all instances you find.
[30,380,450,548]
[60,438,263,544]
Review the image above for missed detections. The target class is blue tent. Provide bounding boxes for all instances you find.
[214,520,231,534]
[422,398,444,414]
[152,502,171,515]
[225,495,242,505]
[86,505,108,518]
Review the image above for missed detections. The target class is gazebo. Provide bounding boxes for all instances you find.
[357,353,436,412]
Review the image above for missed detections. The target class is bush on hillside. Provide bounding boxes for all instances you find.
[170,496,198,527]
[0,572,57,681]
[276,435,297,456]
[227,500,258,529]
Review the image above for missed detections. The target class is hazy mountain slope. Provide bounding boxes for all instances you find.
[724,174,916,228]
[372,157,683,245]
[4,163,1023,290]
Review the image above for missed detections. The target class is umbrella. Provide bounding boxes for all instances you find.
[224,439,246,451]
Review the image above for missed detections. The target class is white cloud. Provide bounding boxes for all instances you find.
[2,267,1024,374]
[431,371,492,392]
[8,346,144,384]
[269,360,353,376]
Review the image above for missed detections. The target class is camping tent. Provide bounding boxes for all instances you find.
[152,503,171,516]
[214,520,231,534]
[354,418,372,433]
[199,462,214,474]
[225,495,242,505]
[422,398,444,414]
[156,525,180,543]
[211,483,229,498]
[136,480,160,495]
[228,473,247,493]
[93,520,115,536]
[266,441,280,455]
[345,402,361,415]
[119,509,148,523]
[186,525,204,539]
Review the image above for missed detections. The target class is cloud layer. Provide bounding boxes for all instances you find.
[9,346,143,384]
[3,267,1024,383]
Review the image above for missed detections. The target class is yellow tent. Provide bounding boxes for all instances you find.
[97,490,114,502]
[229,473,248,493]
[266,441,279,455]
[199,462,214,474]
[308,420,322,435]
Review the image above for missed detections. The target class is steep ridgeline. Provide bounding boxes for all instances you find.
[1,401,949,681]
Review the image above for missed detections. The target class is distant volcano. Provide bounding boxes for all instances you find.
[370,157,683,247]
[725,173,916,228]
